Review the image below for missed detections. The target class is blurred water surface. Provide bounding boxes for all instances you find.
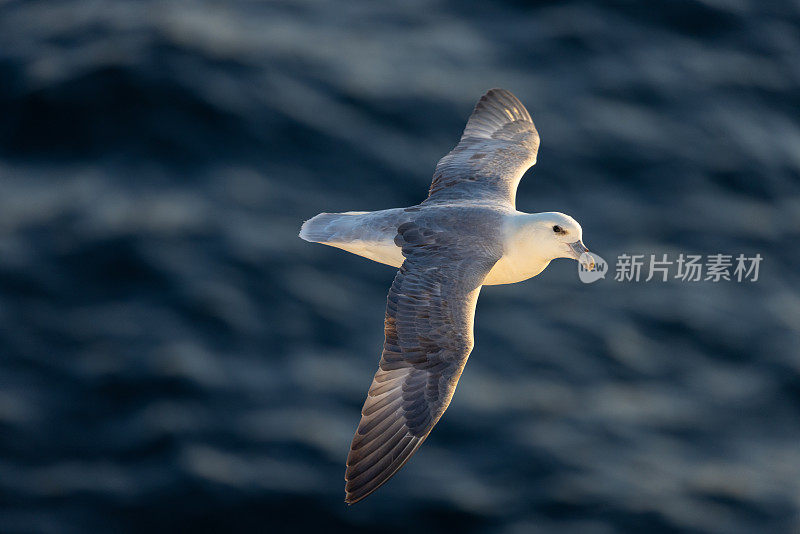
[1,0,800,532]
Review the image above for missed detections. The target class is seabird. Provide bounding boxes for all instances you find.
[299,89,593,504]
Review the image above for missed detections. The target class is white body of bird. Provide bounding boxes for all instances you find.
[300,208,586,285]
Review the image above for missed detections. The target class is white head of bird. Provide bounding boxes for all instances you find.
[527,212,592,267]
[491,211,593,285]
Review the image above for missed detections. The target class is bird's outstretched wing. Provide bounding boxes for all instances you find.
[344,220,500,504]
[425,88,539,208]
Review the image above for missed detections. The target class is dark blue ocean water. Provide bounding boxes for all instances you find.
[1,0,799,532]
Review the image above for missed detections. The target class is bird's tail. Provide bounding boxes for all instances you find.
[298,211,370,243]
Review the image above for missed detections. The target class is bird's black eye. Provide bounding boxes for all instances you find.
[552,225,563,234]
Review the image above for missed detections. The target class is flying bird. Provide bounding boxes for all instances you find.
[299,89,593,504]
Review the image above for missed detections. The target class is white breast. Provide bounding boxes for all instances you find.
[327,238,549,286]
[483,251,550,285]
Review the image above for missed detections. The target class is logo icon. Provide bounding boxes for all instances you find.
[578,252,607,283]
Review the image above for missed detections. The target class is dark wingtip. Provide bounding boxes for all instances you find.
[482,87,515,101]
[344,494,360,505]
[485,87,508,95]
[345,488,372,505]
[462,88,532,139]
[344,488,375,505]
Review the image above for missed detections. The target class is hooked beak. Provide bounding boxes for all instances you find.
[568,240,594,270]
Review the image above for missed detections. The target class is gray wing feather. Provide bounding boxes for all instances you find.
[344,220,500,504]
[426,88,539,208]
